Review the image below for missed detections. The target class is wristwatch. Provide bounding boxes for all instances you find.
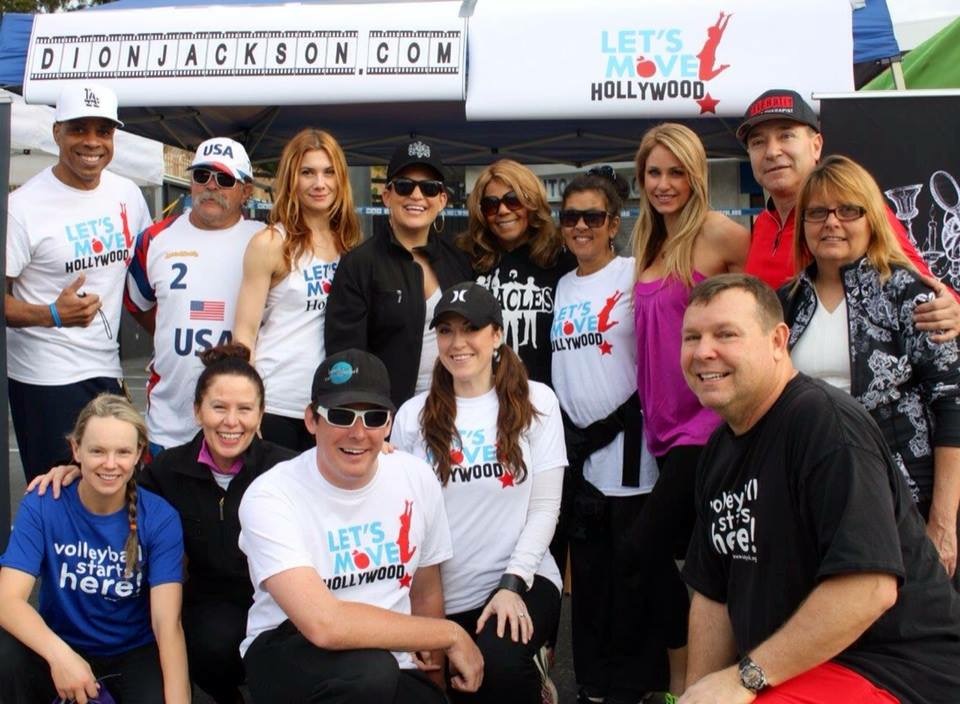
[738,656,768,693]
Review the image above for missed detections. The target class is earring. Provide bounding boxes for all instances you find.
[493,346,501,365]
[433,209,446,234]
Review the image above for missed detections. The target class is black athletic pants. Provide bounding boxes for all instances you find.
[243,619,447,704]
[184,598,247,703]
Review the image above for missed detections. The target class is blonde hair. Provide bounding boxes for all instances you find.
[631,123,709,286]
[268,129,361,270]
[793,154,915,282]
[69,394,147,578]
[459,159,561,272]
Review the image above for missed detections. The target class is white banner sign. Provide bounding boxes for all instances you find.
[466,0,853,119]
[24,2,465,107]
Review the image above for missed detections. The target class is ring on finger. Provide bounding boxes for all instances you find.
[518,612,527,618]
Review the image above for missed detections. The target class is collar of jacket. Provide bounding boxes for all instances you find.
[168,431,264,479]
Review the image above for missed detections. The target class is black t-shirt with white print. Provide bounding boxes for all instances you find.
[475,245,575,387]
[683,374,960,704]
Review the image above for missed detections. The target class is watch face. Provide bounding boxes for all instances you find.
[739,659,767,692]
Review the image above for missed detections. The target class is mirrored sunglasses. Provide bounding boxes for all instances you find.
[479,190,525,217]
[316,406,391,429]
[559,209,611,228]
[388,177,444,198]
[192,168,238,189]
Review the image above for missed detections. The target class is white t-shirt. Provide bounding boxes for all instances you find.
[238,449,453,664]
[392,381,567,614]
[125,215,260,447]
[6,167,151,384]
[790,293,852,393]
[255,227,338,417]
[551,256,659,496]
[415,288,442,395]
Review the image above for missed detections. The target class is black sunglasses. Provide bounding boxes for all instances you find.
[192,168,238,189]
[559,209,612,228]
[316,406,391,429]
[479,190,525,217]
[388,177,445,198]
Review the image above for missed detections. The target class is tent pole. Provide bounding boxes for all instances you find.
[891,58,907,90]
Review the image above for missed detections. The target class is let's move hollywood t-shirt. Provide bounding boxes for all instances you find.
[0,484,183,657]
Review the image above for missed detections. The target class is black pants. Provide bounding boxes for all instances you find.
[618,444,702,650]
[184,598,247,703]
[569,492,670,700]
[8,376,122,480]
[244,620,447,704]
[0,628,164,704]
[260,412,315,452]
[446,575,561,704]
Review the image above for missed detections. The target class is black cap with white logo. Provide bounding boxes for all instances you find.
[430,282,503,330]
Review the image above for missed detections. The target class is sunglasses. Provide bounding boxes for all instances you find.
[192,168,238,189]
[316,405,391,429]
[479,190,525,217]
[559,209,612,228]
[388,178,445,198]
[802,205,866,223]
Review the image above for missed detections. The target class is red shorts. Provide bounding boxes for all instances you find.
[755,662,898,703]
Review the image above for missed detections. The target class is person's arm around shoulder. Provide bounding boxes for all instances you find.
[149,583,190,704]
[703,210,751,273]
[913,274,960,343]
[234,226,286,358]
[325,247,371,355]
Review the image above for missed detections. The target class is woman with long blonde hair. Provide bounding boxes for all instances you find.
[459,159,575,386]
[0,395,188,704]
[234,128,361,450]
[783,155,960,580]
[625,122,750,694]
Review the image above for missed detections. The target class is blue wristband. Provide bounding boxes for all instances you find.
[49,302,62,328]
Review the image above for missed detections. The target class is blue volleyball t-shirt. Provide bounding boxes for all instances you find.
[0,483,183,657]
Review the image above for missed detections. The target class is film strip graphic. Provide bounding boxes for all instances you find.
[30,29,462,80]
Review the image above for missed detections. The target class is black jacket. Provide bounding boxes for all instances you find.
[138,432,296,605]
[325,222,473,409]
[780,258,960,509]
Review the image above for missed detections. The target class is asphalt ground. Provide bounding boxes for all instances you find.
[6,355,580,703]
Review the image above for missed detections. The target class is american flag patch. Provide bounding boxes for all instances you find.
[189,300,225,321]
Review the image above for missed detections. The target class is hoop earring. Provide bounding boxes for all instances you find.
[433,209,446,234]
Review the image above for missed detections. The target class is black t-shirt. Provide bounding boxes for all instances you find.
[475,245,576,387]
[683,374,960,704]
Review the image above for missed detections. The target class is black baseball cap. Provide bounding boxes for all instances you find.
[736,89,819,144]
[386,138,448,182]
[311,349,395,412]
[430,282,503,330]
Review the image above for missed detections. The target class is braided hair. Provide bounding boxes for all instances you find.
[69,394,147,578]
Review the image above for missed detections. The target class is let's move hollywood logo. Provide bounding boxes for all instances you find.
[593,10,731,114]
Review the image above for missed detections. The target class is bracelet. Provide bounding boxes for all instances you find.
[497,573,528,595]
[49,302,62,328]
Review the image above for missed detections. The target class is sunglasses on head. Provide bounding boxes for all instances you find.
[192,168,238,189]
[479,190,525,217]
[388,177,445,198]
[316,406,391,429]
[559,209,611,228]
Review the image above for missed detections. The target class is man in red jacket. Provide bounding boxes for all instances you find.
[738,88,960,340]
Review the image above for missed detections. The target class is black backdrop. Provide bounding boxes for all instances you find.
[821,92,960,290]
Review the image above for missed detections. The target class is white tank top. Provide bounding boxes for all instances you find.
[256,229,339,417]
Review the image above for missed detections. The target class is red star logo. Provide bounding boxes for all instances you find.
[599,341,613,355]
[696,93,720,114]
[399,574,412,589]
[499,473,515,488]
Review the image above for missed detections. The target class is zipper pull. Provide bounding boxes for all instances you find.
[396,289,403,303]
[219,496,224,522]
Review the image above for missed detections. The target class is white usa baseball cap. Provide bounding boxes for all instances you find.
[54,83,123,127]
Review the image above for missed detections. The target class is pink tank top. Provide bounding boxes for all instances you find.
[633,272,721,456]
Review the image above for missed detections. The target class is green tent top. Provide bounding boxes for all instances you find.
[864,16,960,90]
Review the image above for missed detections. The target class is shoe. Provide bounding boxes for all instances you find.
[534,645,559,704]
[641,692,678,704]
